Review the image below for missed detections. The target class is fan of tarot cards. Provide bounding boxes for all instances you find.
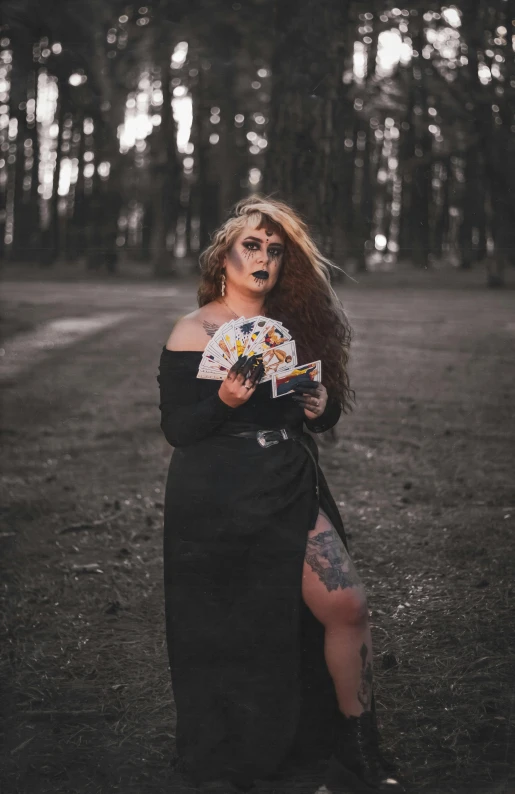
[197,315,322,399]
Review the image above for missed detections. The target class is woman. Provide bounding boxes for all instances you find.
[157,196,404,793]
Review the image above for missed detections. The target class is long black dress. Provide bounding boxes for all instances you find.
[157,347,349,784]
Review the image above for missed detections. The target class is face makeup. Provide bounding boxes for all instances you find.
[251,269,270,283]
[224,225,284,294]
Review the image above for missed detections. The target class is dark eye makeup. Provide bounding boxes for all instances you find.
[242,241,283,258]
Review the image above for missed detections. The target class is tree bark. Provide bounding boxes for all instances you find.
[433,158,450,259]
[264,0,350,250]
[460,0,513,284]
[151,58,181,278]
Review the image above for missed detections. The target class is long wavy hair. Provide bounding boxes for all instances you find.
[198,195,355,413]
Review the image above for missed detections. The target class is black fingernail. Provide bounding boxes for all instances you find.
[251,363,265,384]
[233,356,247,373]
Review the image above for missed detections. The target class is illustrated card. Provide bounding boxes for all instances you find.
[196,360,230,380]
[271,360,322,398]
[252,320,291,354]
[242,316,269,357]
[201,335,232,367]
[260,340,297,383]
[212,321,236,364]
[197,369,226,380]
[198,350,230,370]
[200,347,228,368]
[234,316,259,358]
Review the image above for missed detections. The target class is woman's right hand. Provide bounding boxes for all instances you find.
[218,357,264,408]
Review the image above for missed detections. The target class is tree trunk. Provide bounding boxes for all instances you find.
[6,28,33,262]
[151,59,181,278]
[459,147,482,268]
[140,202,153,261]
[355,123,373,271]
[26,68,41,259]
[461,0,512,285]
[264,0,350,247]
[192,64,222,251]
[50,102,65,264]
[398,61,416,263]
[214,55,243,218]
[433,158,450,259]
[409,28,431,268]
[68,113,86,262]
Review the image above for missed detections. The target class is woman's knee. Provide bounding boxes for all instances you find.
[303,514,370,628]
[324,587,369,629]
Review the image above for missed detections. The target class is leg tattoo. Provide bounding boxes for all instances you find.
[357,642,373,711]
[305,529,362,592]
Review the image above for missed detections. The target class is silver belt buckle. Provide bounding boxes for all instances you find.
[257,430,280,448]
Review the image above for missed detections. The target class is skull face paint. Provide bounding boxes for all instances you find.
[223,224,285,296]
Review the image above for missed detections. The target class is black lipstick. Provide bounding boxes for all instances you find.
[252,270,269,280]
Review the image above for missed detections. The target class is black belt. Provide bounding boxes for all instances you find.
[224,428,303,448]
[223,427,319,496]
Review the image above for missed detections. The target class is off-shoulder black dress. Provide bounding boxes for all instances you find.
[157,347,349,784]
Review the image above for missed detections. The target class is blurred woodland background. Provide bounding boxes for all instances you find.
[0,0,514,282]
[1,4,515,793]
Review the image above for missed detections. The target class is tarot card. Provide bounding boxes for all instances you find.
[271,360,322,398]
[212,321,236,364]
[197,358,230,380]
[197,368,227,380]
[200,347,229,369]
[252,319,291,355]
[242,316,269,357]
[200,334,232,367]
[234,316,259,358]
[260,340,297,383]
[198,332,233,374]
[199,356,232,372]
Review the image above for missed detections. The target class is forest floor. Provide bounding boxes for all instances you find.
[1,269,514,794]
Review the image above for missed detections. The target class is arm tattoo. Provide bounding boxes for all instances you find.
[357,642,373,711]
[305,529,362,592]
[202,320,220,338]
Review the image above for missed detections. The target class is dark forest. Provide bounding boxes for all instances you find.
[1,1,514,284]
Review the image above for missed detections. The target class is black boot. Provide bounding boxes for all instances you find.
[326,711,405,793]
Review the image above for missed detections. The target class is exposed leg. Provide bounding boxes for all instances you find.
[303,511,405,792]
[301,509,373,717]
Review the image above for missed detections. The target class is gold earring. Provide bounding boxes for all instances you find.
[221,271,226,297]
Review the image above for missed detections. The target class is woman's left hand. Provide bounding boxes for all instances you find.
[292,380,328,420]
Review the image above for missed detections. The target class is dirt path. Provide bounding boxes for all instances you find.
[1,280,514,794]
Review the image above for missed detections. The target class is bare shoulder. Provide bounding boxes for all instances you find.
[165,310,205,351]
[165,303,227,351]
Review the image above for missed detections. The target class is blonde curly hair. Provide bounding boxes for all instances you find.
[198,195,355,412]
